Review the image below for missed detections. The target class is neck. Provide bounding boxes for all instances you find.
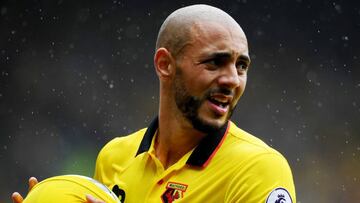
[155,97,206,169]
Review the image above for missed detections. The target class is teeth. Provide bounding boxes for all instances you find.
[213,98,228,104]
[210,97,229,107]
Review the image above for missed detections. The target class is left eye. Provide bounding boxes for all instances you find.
[236,61,248,71]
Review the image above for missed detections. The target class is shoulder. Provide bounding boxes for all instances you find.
[223,122,296,202]
[225,121,281,158]
[96,128,147,167]
[94,128,147,184]
[225,121,292,174]
[101,128,146,152]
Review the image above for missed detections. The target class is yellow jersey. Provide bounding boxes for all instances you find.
[94,118,296,203]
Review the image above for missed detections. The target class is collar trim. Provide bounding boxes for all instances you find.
[136,117,158,156]
[186,121,229,167]
[136,116,229,167]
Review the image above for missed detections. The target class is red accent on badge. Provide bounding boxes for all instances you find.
[161,182,188,203]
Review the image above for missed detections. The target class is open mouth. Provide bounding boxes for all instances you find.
[208,97,230,108]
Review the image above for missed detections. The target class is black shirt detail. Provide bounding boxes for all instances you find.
[136,117,159,156]
[135,116,228,167]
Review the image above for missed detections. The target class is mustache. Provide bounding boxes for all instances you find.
[207,87,234,97]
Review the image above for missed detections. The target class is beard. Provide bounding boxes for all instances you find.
[173,67,236,134]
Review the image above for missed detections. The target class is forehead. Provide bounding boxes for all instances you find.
[186,21,249,58]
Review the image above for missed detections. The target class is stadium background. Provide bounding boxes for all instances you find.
[1,0,359,202]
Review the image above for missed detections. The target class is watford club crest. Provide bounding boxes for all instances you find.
[161,182,188,203]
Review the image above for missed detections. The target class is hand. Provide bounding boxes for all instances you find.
[86,194,105,203]
[11,177,38,203]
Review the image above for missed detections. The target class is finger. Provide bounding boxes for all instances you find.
[11,192,24,203]
[85,194,105,203]
[28,177,38,191]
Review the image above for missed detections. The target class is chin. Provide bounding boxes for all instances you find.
[190,115,228,134]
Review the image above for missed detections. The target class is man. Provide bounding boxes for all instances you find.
[93,4,296,203]
[13,4,296,203]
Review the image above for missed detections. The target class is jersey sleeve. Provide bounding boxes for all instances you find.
[224,152,296,203]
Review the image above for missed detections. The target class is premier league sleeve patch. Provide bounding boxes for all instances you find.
[265,187,293,203]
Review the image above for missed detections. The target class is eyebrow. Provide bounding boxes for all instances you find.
[206,51,251,63]
[238,54,251,64]
[207,51,232,59]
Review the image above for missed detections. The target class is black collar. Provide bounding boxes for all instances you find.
[136,117,229,167]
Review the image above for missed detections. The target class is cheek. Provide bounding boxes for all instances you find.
[241,76,247,92]
[235,76,247,98]
[185,75,212,95]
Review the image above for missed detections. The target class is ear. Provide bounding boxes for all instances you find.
[154,48,174,79]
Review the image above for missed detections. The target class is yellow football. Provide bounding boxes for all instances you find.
[23,175,120,203]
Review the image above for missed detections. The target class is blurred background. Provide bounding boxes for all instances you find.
[1,0,359,202]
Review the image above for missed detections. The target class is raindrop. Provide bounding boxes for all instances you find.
[317,101,323,108]
[333,3,342,14]
[102,74,108,80]
[1,7,7,15]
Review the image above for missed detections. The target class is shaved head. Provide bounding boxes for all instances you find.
[155,4,246,58]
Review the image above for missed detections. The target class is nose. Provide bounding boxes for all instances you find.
[217,64,243,88]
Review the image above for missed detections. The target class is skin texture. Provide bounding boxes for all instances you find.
[172,21,249,133]
[11,4,250,203]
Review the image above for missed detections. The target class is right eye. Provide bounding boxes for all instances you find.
[203,57,227,69]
